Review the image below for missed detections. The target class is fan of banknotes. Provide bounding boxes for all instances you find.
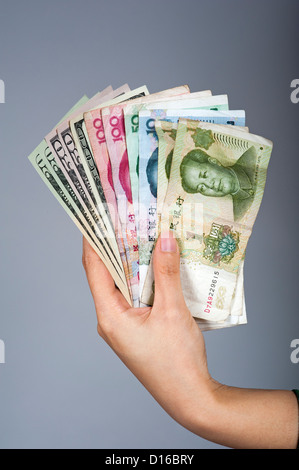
[28,84,272,331]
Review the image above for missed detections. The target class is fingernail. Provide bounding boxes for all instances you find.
[160,231,177,252]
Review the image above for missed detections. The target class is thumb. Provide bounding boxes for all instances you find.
[152,231,185,309]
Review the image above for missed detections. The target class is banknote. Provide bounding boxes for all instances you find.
[89,86,149,112]
[123,86,195,221]
[142,94,229,112]
[56,85,133,296]
[81,87,150,306]
[197,253,247,330]
[47,87,114,228]
[69,86,149,230]
[138,96,230,302]
[153,110,246,222]
[100,89,211,305]
[101,87,192,305]
[141,119,272,321]
[84,97,138,297]
[28,140,132,305]
[101,105,140,305]
[45,93,127,285]
[152,119,248,322]
[123,88,211,239]
[152,112,247,320]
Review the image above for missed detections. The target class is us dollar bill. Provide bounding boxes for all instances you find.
[28,140,132,304]
[45,93,129,285]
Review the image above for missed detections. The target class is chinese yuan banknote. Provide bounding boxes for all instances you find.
[153,110,246,223]
[149,112,248,321]
[102,105,140,306]
[123,85,191,237]
[137,95,230,301]
[141,118,272,322]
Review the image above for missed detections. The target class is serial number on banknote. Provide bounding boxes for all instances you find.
[204,270,220,314]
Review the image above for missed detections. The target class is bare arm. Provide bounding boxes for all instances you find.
[82,232,298,449]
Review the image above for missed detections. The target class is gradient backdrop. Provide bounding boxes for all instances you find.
[0,0,298,449]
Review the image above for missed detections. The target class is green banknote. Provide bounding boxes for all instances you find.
[141,118,272,322]
[28,140,132,304]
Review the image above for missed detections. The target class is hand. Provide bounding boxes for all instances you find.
[82,231,216,431]
[82,232,298,449]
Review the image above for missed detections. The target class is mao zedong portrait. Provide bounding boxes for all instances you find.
[180,147,257,221]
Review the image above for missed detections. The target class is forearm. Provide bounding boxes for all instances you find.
[187,383,298,449]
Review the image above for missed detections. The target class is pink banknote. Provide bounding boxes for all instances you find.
[85,109,133,299]
[102,105,140,306]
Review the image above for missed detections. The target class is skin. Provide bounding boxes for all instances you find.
[181,158,239,196]
[82,232,298,449]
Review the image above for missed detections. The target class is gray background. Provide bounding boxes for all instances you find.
[0,0,298,449]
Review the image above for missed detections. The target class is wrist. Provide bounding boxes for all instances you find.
[163,369,223,439]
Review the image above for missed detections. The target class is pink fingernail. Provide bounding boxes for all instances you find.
[160,231,177,252]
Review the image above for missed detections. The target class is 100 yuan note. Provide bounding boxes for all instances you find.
[84,89,146,297]
[142,119,272,321]
[138,95,229,303]
[102,105,141,306]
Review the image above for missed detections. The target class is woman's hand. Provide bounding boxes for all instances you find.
[82,231,298,449]
[82,231,216,431]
